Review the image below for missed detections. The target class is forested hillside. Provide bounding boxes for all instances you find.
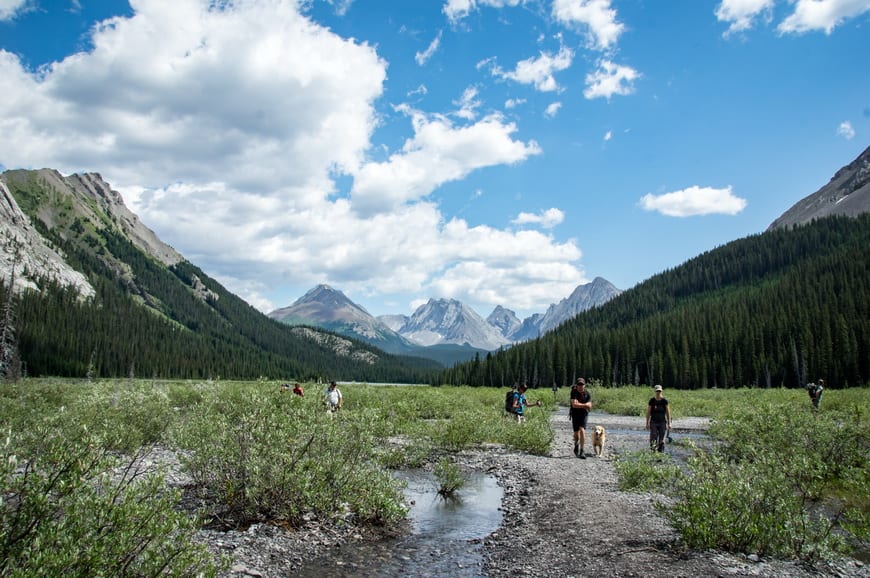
[440,215,869,390]
[0,171,440,381]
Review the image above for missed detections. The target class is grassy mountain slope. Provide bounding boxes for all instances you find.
[0,169,440,381]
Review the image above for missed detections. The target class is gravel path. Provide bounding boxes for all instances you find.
[477,411,868,578]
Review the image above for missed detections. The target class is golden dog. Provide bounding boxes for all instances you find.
[591,425,607,457]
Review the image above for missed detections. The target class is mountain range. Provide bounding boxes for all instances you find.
[0,145,867,378]
[267,277,622,363]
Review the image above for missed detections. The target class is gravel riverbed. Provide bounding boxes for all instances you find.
[164,411,867,578]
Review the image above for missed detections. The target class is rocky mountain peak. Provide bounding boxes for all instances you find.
[768,145,870,230]
[487,305,522,337]
[401,298,510,349]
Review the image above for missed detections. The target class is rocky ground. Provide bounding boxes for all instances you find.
[164,412,868,577]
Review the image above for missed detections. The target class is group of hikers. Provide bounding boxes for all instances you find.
[282,380,343,412]
[505,377,672,456]
[293,376,825,451]
[508,375,827,457]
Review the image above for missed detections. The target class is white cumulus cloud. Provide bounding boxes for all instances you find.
[716,0,870,36]
[0,0,581,316]
[443,0,525,23]
[551,0,625,51]
[779,0,870,34]
[492,45,574,92]
[837,120,856,139]
[0,0,27,21]
[583,59,640,99]
[512,208,565,228]
[639,186,748,217]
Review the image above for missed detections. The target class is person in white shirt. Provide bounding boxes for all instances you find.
[323,381,342,413]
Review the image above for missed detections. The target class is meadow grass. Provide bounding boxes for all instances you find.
[1,378,867,570]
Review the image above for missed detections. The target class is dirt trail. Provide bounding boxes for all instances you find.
[478,412,868,578]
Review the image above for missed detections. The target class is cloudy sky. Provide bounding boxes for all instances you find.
[1,0,868,319]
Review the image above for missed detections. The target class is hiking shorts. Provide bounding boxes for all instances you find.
[571,411,589,432]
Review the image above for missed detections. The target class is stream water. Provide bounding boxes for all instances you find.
[294,470,503,577]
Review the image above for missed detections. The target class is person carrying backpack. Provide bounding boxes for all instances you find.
[511,383,541,423]
[807,379,824,410]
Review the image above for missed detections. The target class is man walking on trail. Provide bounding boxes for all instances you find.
[512,383,541,423]
[646,385,671,452]
[570,378,592,459]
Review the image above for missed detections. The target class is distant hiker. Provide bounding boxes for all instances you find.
[646,385,671,452]
[281,382,291,391]
[807,380,824,410]
[292,383,304,397]
[512,383,541,424]
[323,381,342,413]
[569,378,592,459]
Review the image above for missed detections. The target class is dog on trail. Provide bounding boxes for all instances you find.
[591,425,607,457]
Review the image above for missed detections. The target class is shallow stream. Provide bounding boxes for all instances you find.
[294,470,503,577]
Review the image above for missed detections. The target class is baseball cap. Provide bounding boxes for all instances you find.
[654,385,663,392]
[575,377,586,386]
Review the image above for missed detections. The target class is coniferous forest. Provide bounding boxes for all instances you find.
[1,221,440,382]
[439,215,869,390]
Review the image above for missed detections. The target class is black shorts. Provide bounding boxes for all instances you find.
[571,411,589,432]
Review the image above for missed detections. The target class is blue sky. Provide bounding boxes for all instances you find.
[1,0,868,320]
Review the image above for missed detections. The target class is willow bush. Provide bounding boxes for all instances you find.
[0,420,219,577]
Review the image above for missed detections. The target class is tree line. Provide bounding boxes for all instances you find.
[1,221,440,382]
[438,215,869,390]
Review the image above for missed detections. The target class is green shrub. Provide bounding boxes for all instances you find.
[613,450,681,492]
[661,403,869,561]
[434,457,466,498]
[170,389,407,528]
[0,424,219,577]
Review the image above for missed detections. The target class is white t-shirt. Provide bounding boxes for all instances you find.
[324,386,342,406]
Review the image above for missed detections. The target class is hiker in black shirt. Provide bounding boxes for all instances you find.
[570,378,592,459]
[646,384,671,452]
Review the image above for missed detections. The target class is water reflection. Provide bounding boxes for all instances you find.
[294,470,503,577]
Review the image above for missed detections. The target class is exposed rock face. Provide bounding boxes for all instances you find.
[66,172,184,267]
[398,298,510,350]
[0,180,95,298]
[0,168,184,299]
[536,276,622,335]
[768,145,870,230]
[269,285,415,355]
[486,305,522,338]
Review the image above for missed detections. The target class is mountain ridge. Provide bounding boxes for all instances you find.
[270,277,622,356]
[768,144,870,230]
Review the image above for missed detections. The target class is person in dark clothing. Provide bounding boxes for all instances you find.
[807,380,824,410]
[569,378,592,459]
[646,384,671,452]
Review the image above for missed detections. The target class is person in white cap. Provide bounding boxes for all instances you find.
[646,384,671,452]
